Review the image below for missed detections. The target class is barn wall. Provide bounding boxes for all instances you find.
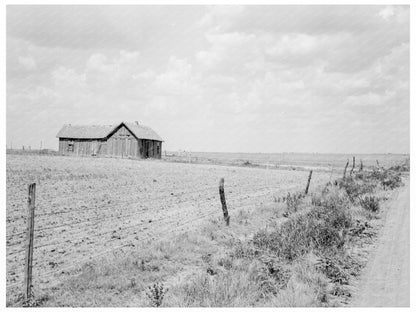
[59,138,104,156]
[141,139,162,159]
[106,125,140,158]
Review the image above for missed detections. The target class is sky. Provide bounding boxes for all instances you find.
[6,5,410,153]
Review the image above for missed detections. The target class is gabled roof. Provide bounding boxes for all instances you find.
[56,124,114,139]
[56,122,163,141]
[123,122,163,142]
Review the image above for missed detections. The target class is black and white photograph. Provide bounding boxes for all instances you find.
[3,3,412,308]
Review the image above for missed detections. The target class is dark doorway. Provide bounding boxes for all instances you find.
[145,141,150,158]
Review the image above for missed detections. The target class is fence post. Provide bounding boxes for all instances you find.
[219,178,230,226]
[350,156,355,176]
[343,159,349,180]
[305,170,313,194]
[359,159,363,172]
[24,183,36,300]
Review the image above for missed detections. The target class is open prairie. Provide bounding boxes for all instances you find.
[164,151,408,171]
[6,154,334,297]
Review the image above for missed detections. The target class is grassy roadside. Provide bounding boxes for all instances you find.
[12,161,408,307]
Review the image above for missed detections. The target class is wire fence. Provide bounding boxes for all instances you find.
[6,168,323,293]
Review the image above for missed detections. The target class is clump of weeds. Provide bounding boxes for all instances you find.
[359,196,380,213]
[145,282,168,307]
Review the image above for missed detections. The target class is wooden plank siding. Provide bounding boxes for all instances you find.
[106,124,139,158]
[58,124,162,159]
[58,138,106,157]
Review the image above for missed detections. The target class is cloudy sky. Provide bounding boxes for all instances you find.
[6,5,409,153]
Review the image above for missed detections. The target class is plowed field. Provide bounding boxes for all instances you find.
[6,154,333,296]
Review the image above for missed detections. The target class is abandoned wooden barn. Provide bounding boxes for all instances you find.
[56,121,163,159]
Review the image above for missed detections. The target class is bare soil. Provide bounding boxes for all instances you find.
[352,179,409,307]
[6,154,332,298]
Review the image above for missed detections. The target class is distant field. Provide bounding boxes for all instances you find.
[7,149,408,172]
[6,154,333,300]
[164,151,409,171]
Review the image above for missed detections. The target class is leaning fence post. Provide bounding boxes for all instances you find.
[305,170,313,194]
[219,178,230,226]
[343,159,349,180]
[350,156,355,176]
[24,183,36,300]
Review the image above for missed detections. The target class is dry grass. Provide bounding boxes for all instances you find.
[8,158,408,307]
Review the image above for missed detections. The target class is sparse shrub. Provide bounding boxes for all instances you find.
[336,177,376,202]
[311,193,322,206]
[253,188,352,261]
[365,168,403,189]
[359,196,380,213]
[173,270,259,306]
[330,284,351,297]
[308,190,352,232]
[283,192,303,216]
[146,282,168,307]
[257,255,291,295]
[348,219,373,238]
[381,173,402,189]
[232,241,259,259]
[389,159,410,172]
[217,257,233,270]
[315,257,349,285]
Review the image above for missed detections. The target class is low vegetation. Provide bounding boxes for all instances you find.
[9,160,407,307]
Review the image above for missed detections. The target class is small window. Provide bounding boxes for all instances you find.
[68,142,74,152]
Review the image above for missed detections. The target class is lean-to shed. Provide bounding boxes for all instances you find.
[56,121,163,159]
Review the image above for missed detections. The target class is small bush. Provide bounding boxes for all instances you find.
[336,177,375,202]
[315,256,349,285]
[348,219,374,238]
[172,270,259,306]
[365,169,403,189]
[389,159,410,172]
[359,196,380,213]
[381,173,402,189]
[253,188,352,261]
[257,255,291,295]
[311,193,322,206]
[232,241,259,259]
[146,282,168,307]
[283,192,304,216]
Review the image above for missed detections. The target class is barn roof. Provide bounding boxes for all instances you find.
[123,122,163,142]
[56,122,163,141]
[56,124,114,139]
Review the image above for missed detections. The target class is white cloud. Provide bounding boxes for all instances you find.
[18,55,37,71]
[153,57,198,96]
[378,6,395,21]
[6,6,410,153]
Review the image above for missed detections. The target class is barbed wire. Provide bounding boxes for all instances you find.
[7,180,289,256]
[5,175,331,290]
[6,169,334,291]
[6,179,297,239]
[6,203,224,288]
